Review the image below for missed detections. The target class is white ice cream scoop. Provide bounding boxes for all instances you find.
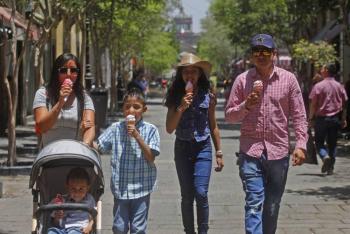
[126,114,136,126]
[253,80,263,93]
[62,79,73,102]
[185,80,193,93]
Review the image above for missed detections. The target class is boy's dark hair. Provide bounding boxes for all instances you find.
[123,88,146,106]
[66,167,90,184]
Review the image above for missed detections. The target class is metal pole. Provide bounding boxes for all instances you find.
[85,18,93,90]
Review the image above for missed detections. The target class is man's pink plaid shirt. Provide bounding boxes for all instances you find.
[225,66,308,160]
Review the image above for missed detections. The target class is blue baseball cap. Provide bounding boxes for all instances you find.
[251,34,276,49]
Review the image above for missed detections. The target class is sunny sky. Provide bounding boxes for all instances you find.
[181,0,211,33]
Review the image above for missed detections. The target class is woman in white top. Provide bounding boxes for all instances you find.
[33,53,95,147]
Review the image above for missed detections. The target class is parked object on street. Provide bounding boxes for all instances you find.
[305,129,318,164]
[29,139,104,234]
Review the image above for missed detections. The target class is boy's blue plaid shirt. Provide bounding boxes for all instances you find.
[98,119,160,200]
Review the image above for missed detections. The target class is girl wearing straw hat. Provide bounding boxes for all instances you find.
[164,53,224,234]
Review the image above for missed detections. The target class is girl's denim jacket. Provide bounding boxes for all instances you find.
[175,89,210,142]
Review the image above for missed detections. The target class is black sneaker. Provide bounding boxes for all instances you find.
[326,169,334,175]
[321,156,331,173]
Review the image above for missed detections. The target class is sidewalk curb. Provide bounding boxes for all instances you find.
[0,163,32,176]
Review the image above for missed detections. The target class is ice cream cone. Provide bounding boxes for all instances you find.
[126,114,136,127]
[62,79,73,102]
[185,80,193,94]
[253,80,263,94]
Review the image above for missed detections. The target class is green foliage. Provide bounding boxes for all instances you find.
[292,39,338,68]
[94,0,167,56]
[197,14,235,74]
[210,0,290,48]
[209,0,346,51]
[143,32,178,74]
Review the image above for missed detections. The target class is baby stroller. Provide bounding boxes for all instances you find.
[29,139,104,234]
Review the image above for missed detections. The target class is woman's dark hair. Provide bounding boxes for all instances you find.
[66,167,90,185]
[123,87,146,106]
[47,53,84,107]
[164,66,210,108]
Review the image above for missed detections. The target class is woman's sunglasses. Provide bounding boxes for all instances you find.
[252,48,273,57]
[58,67,80,74]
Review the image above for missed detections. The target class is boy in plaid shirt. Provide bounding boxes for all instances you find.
[97,88,160,234]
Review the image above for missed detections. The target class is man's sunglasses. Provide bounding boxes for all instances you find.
[252,49,273,57]
[58,67,80,74]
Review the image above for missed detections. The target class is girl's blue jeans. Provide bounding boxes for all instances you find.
[237,151,289,234]
[174,137,212,234]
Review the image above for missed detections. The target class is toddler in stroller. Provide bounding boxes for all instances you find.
[29,140,104,234]
[48,167,95,234]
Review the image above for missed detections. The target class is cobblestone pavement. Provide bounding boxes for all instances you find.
[0,99,350,234]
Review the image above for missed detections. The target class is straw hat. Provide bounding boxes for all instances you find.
[177,53,212,75]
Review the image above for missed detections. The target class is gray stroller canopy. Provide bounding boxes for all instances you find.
[29,139,104,190]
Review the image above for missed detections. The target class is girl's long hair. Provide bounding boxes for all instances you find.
[47,53,84,106]
[164,66,210,108]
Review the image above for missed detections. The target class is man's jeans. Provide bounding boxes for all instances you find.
[237,152,289,234]
[314,115,340,166]
[174,138,212,234]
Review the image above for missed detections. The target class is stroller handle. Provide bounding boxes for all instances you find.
[36,203,97,218]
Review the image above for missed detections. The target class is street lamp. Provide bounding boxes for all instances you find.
[84,18,93,91]
[25,0,33,19]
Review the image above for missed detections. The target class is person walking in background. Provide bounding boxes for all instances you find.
[96,88,160,234]
[127,69,149,99]
[33,53,95,147]
[164,53,224,234]
[225,34,308,234]
[309,63,348,175]
[345,75,350,133]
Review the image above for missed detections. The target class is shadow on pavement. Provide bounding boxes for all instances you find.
[294,173,326,177]
[285,185,350,200]
[221,135,240,140]
[336,143,350,158]
[216,117,241,131]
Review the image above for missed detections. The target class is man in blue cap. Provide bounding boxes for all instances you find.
[225,34,308,234]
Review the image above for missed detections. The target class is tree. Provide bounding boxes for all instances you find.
[209,0,341,52]
[292,40,338,69]
[143,31,178,75]
[197,14,235,79]
[210,0,291,49]
[0,0,32,165]
[292,39,338,92]
[89,0,174,111]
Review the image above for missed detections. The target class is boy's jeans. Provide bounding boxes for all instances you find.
[237,152,289,234]
[112,195,150,234]
[174,138,212,234]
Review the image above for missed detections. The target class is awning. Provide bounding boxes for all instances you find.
[0,7,39,40]
[312,19,344,42]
